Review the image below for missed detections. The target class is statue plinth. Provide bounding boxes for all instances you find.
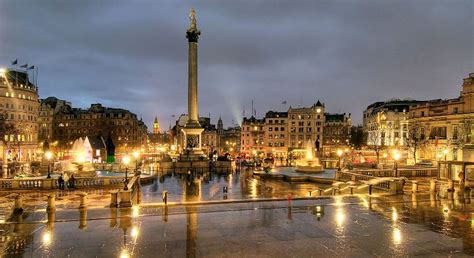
[181,126,205,160]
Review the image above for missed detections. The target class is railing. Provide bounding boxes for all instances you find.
[335,171,403,193]
[351,168,437,178]
[116,175,141,207]
[0,176,126,190]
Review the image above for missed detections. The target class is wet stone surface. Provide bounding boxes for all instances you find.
[1,194,473,257]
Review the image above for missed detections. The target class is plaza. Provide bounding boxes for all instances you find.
[1,1,473,257]
[1,193,473,257]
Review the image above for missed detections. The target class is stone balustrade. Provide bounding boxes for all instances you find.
[352,168,437,178]
[0,176,126,190]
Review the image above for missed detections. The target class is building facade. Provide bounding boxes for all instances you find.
[323,113,352,156]
[38,97,71,145]
[409,72,474,163]
[263,111,288,158]
[51,103,148,155]
[363,99,424,147]
[240,117,265,157]
[0,69,40,162]
[287,101,325,151]
[219,126,241,154]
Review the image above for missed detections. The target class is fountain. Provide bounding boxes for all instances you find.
[61,137,95,175]
[295,140,324,173]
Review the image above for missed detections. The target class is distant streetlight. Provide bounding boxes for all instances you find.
[122,155,130,190]
[443,149,448,161]
[394,153,401,177]
[45,151,53,179]
[133,150,140,175]
[337,149,343,171]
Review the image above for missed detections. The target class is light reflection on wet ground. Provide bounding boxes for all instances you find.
[1,194,473,257]
[140,169,333,203]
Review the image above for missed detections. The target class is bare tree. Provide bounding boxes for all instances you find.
[0,113,22,175]
[367,131,385,165]
[404,121,428,164]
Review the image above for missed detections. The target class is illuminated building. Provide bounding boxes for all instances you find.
[0,69,40,162]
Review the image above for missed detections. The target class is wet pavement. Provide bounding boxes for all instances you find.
[140,169,334,203]
[1,194,473,257]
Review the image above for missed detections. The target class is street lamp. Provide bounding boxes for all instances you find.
[337,149,343,171]
[133,151,140,175]
[45,151,53,179]
[394,153,401,177]
[443,149,448,161]
[122,155,130,190]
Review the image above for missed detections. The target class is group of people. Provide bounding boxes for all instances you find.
[57,173,76,190]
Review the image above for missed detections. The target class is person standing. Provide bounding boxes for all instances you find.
[58,174,64,190]
[458,170,465,190]
[69,174,76,189]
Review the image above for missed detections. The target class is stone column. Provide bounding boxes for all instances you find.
[186,9,201,127]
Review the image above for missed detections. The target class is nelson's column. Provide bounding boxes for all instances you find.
[181,9,205,159]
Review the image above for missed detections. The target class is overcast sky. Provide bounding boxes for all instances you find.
[0,0,472,129]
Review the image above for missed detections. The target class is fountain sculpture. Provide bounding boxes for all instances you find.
[61,137,95,175]
[295,140,324,173]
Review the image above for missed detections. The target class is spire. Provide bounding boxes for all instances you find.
[316,100,323,107]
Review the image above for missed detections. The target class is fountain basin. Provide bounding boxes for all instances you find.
[295,164,324,173]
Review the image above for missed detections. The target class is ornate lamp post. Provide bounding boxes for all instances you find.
[393,152,401,177]
[337,149,343,171]
[45,151,53,179]
[122,155,130,190]
[443,149,448,161]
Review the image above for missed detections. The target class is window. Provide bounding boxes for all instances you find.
[281,127,285,131]
[453,107,459,114]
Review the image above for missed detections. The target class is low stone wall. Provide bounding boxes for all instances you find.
[156,160,234,174]
[253,171,334,185]
[0,175,154,191]
[351,167,437,178]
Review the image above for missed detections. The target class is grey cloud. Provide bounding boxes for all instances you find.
[0,0,472,128]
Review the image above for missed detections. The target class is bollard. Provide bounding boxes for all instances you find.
[14,194,23,213]
[308,191,312,197]
[78,192,88,209]
[447,179,455,192]
[412,193,418,209]
[369,185,373,195]
[412,181,418,193]
[110,191,118,207]
[162,191,168,205]
[318,189,323,196]
[287,194,292,206]
[47,194,56,211]
[350,187,354,195]
[430,179,437,192]
[223,186,228,194]
[79,208,87,229]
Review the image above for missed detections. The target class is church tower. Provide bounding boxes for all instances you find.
[217,116,223,134]
[153,116,160,134]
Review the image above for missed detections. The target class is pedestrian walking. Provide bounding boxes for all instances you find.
[58,174,64,190]
[69,174,76,189]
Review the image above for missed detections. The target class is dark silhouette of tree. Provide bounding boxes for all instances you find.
[405,121,428,164]
[367,131,385,165]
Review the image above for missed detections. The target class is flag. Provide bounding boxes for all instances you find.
[11,59,17,65]
[282,101,287,104]
[20,63,28,68]
[27,65,35,70]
